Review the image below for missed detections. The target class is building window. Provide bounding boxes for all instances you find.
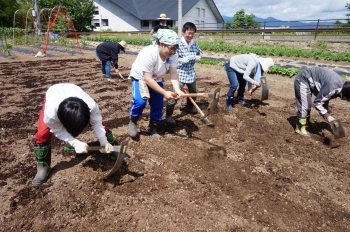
[141,20,149,27]
[195,20,199,27]
[94,7,99,15]
[201,21,204,29]
[202,9,205,17]
[197,8,200,17]
[102,19,108,26]
[93,19,100,27]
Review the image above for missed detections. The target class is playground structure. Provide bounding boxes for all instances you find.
[12,5,81,57]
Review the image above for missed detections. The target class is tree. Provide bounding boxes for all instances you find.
[333,3,350,27]
[225,9,261,29]
[38,0,95,31]
[0,0,20,27]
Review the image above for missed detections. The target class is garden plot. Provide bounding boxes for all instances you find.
[0,48,350,231]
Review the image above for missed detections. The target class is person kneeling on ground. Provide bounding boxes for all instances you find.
[294,67,350,137]
[128,29,184,139]
[95,40,127,82]
[225,53,274,111]
[33,83,117,186]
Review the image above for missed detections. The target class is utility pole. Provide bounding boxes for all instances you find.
[178,0,182,37]
[33,0,41,37]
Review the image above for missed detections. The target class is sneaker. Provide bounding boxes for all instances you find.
[106,78,115,82]
[238,100,250,107]
[102,74,106,77]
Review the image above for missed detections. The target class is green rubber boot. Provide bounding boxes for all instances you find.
[32,143,51,186]
[295,118,310,137]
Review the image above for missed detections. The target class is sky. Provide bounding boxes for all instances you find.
[215,0,350,21]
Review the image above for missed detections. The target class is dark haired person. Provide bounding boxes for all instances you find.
[150,13,170,36]
[224,53,274,111]
[294,67,350,137]
[128,29,183,139]
[33,83,116,186]
[96,40,127,82]
[165,22,202,124]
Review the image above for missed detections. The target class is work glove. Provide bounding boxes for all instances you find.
[70,139,88,153]
[98,137,113,153]
[195,55,201,62]
[179,57,190,63]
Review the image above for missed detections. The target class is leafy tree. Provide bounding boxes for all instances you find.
[0,0,20,27]
[38,0,95,31]
[333,3,350,27]
[225,9,261,29]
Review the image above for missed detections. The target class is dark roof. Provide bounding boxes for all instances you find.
[110,0,224,23]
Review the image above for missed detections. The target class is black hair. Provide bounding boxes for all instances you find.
[57,97,90,137]
[182,22,197,33]
[342,81,350,100]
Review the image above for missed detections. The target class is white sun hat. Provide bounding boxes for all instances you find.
[157,13,170,20]
[259,57,274,72]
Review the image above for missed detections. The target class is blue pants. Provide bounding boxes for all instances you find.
[96,50,111,78]
[225,61,246,100]
[129,79,164,123]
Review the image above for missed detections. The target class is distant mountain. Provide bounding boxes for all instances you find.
[222,15,334,28]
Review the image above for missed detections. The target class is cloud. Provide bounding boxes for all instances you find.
[215,0,349,20]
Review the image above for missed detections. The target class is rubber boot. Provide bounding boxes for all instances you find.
[128,116,139,137]
[105,129,119,160]
[238,99,251,107]
[165,106,176,125]
[148,120,161,139]
[32,143,51,186]
[226,96,234,111]
[106,129,116,145]
[295,117,310,137]
[186,98,198,114]
[307,117,315,128]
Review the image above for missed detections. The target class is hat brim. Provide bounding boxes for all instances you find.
[157,18,170,20]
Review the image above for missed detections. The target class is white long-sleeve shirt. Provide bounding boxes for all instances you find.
[43,83,105,144]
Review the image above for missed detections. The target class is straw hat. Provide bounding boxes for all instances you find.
[259,57,274,72]
[157,13,170,20]
[118,40,127,52]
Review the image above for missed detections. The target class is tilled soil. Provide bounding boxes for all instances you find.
[0,45,350,231]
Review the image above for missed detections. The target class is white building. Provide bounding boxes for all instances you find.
[92,0,224,31]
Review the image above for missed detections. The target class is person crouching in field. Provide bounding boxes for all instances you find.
[128,29,184,139]
[33,83,116,186]
[225,53,274,111]
[96,41,127,82]
[294,67,350,137]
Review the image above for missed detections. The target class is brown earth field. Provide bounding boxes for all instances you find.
[0,44,350,231]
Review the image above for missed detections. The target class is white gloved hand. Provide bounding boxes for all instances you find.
[98,137,113,153]
[195,55,201,62]
[70,139,88,153]
[179,57,190,63]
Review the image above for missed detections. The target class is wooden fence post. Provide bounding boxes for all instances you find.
[314,19,320,40]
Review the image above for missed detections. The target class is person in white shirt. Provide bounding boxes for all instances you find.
[33,83,116,186]
[128,29,184,139]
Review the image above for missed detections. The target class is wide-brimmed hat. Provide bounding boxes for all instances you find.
[157,13,170,20]
[118,40,127,52]
[259,57,274,72]
[155,29,179,45]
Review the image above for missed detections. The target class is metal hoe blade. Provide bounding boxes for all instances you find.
[206,88,220,115]
[260,76,269,101]
[330,119,345,139]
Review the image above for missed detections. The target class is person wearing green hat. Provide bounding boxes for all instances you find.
[128,29,184,139]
